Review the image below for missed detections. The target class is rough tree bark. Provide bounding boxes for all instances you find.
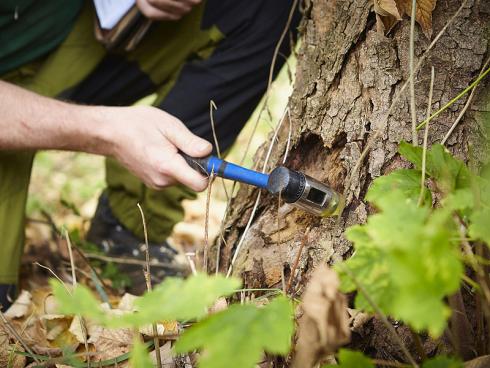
[211,0,489,361]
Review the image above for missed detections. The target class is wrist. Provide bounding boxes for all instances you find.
[76,104,118,157]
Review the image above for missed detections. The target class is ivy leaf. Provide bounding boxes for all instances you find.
[52,274,241,328]
[367,169,432,206]
[469,208,490,246]
[323,349,374,368]
[174,296,294,368]
[129,338,153,368]
[422,355,462,368]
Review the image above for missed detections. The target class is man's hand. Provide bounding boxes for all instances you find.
[0,81,212,192]
[101,105,212,191]
[136,0,201,21]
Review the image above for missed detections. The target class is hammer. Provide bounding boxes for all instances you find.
[181,153,343,217]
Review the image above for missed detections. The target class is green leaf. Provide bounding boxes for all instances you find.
[338,190,463,336]
[50,280,106,324]
[366,169,432,206]
[399,142,471,193]
[443,188,474,211]
[422,355,462,368]
[129,338,153,368]
[323,349,374,368]
[336,244,394,313]
[110,273,241,327]
[399,141,423,168]
[174,295,294,368]
[52,274,241,328]
[469,208,490,246]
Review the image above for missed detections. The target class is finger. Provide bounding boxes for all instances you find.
[147,0,191,15]
[164,117,213,158]
[136,0,182,20]
[166,153,209,192]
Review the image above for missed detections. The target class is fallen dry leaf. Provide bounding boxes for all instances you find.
[209,297,228,314]
[465,355,490,368]
[88,326,133,363]
[374,0,402,18]
[150,341,176,368]
[396,0,437,38]
[0,325,26,368]
[373,0,437,38]
[5,290,32,319]
[292,265,350,368]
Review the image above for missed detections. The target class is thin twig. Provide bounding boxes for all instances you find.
[136,203,162,368]
[64,229,91,367]
[342,0,470,206]
[339,264,419,367]
[286,228,310,294]
[209,100,230,201]
[203,171,216,273]
[418,66,435,206]
[0,311,41,364]
[441,57,490,145]
[417,65,490,131]
[409,0,418,146]
[282,108,293,165]
[83,253,185,270]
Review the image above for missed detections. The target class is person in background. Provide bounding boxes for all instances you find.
[0,0,299,309]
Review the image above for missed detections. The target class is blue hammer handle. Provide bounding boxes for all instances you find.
[181,153,270,189]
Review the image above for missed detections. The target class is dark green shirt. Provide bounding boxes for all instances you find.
[0,0,83,75]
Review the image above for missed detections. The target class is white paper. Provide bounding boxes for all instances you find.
[93,0,136,30]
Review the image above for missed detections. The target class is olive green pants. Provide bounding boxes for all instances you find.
[0,4,223,284]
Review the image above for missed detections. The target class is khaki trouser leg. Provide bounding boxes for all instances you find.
[0,152,34,284]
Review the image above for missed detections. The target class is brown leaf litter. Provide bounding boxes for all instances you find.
[292,265,351,368]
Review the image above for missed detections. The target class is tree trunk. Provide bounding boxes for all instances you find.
[211,0,488,359]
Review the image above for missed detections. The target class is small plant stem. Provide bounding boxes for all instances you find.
[409,0,418,146]
[64,229,91,367]
[441,57,490,145]
[340,264,419,367]
[209,100,230,201]
[83,253,184,270]
[418,67,435,206]
[286,228,310,294]
[203,171,215,273]
[416,65,490,130]
[0,310,40,364]
[136,203,162,368]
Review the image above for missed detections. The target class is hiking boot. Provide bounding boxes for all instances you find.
[86,193,188,294]
[0,284,16,311]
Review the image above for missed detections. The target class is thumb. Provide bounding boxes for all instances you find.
[165,118,212,157]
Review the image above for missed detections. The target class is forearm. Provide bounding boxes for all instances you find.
[0,80,112,155]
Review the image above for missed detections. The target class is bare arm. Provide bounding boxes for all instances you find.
[0,80,211,191]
